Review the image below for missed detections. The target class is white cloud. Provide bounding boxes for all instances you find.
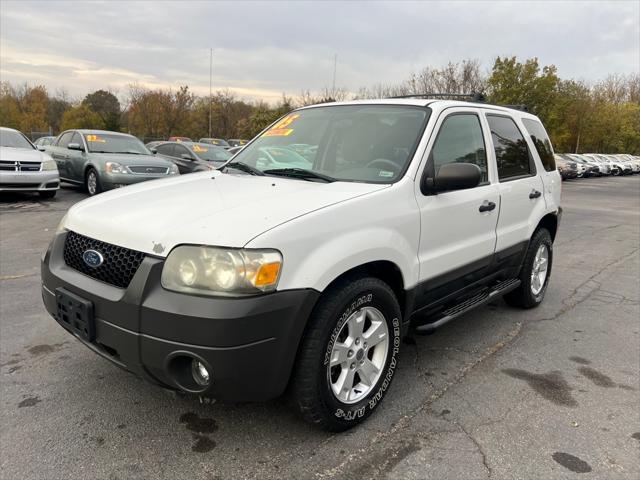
[1,0,638,102]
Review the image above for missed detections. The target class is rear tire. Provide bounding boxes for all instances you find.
[85,168,102,196]
[38,190,56,199]
[291,275,402,431]
[504,228,553,309]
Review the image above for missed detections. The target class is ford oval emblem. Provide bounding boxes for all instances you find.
[82,249,104,268]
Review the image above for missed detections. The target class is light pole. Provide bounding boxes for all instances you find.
[332,53,337,96]
[209,48,212,138]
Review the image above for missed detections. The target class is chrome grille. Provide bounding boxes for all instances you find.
[19,162,41,171]
[128,166,169,175]
[0,160,42,172]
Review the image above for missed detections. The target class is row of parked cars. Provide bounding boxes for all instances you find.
[554,153,640,179]
[1,128,242,197]
[3,125,638,199]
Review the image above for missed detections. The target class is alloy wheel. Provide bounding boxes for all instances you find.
[327,306,389,404]
[530,244,549,295]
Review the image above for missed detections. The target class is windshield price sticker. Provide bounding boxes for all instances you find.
[192,145,208,152]
[264,114,300,137]
[86,134,106,143]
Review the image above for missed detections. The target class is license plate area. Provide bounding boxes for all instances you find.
[55,288,95,342]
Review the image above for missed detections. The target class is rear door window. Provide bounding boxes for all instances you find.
[522,119,555,172]
[487,115,533,180]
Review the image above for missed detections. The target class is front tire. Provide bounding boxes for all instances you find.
[504,228,553,309]
[291,275,402,431]
[85,168,102,196]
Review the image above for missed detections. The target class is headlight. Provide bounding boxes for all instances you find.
[161,246,282,296]
[169,164,180,175]
[41,159,58,171]
[105,162,128,174]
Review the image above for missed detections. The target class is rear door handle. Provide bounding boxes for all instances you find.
[479,201,496,212]
[529,189,542,199]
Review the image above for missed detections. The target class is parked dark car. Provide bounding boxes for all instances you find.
[145,140,165,150]
[199,138,230,149]
[564,154,601,177]
[152,141,232,174]
[554,154,578,180]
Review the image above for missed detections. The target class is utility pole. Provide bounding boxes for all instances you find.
[209,48,213,138]
[332,53,337,95]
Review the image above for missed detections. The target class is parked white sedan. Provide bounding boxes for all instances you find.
[0,127,60,198]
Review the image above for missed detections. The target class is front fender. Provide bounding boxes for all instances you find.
[245,182,421,293]
[283,227,416,292]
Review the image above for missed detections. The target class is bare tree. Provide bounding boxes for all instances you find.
[405,59,486,97]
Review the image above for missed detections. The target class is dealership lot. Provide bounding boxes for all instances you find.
[1,177,639,479]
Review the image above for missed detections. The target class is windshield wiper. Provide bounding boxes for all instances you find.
[223,161,265,176]
[262,168,336,183]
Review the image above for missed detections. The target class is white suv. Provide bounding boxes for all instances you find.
[41,99,562,431]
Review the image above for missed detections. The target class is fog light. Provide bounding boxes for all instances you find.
[191,359,210,386]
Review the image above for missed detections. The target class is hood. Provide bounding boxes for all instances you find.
[90,152,173,166]
[64,171,388,256]
[0,146,51,162]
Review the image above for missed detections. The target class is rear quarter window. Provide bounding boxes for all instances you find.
[522,118,556,172]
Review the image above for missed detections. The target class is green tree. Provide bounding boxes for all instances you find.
[16,84,50,134]
[0,82,22,129]
[83,90,121,131]
[487,57,559,126]
[60,104,105,130]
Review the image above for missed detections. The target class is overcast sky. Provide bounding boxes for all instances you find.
[1,0,638,103]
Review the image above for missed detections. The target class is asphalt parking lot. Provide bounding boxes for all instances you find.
[1,176,639,480]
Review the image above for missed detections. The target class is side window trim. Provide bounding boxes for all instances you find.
[485,113,537,182]
[421,110,489,195]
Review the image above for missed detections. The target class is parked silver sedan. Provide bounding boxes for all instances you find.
[46,129,179,196]
[0,127,60,198]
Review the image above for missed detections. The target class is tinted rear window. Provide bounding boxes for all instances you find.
[522,118,555,172]
[487,115,533,180]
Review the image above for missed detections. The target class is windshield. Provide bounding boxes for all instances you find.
[84,133,150,154]
[0,130,35,150]
[189,143,232,162]
[228,105,430,183]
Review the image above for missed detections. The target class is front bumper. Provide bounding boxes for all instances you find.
[100,172,176,191]
[0,170,60,192]
[41,232,320,401]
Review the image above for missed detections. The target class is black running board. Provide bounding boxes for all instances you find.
[413,278,521,334]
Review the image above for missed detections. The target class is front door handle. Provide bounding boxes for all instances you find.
[529,189,542,199]
[479,201,496,212]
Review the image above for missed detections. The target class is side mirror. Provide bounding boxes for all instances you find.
[37,146,46,152]
[68,143,84,152]
[424,162,482,193]
[181,153,194,161]
[149,148,157,154]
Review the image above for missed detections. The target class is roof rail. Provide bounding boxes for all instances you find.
[502,104,530,112]
[389,92,486,102]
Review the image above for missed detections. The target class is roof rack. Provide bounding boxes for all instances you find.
[389,92,486,102]
[502,104,530,112]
